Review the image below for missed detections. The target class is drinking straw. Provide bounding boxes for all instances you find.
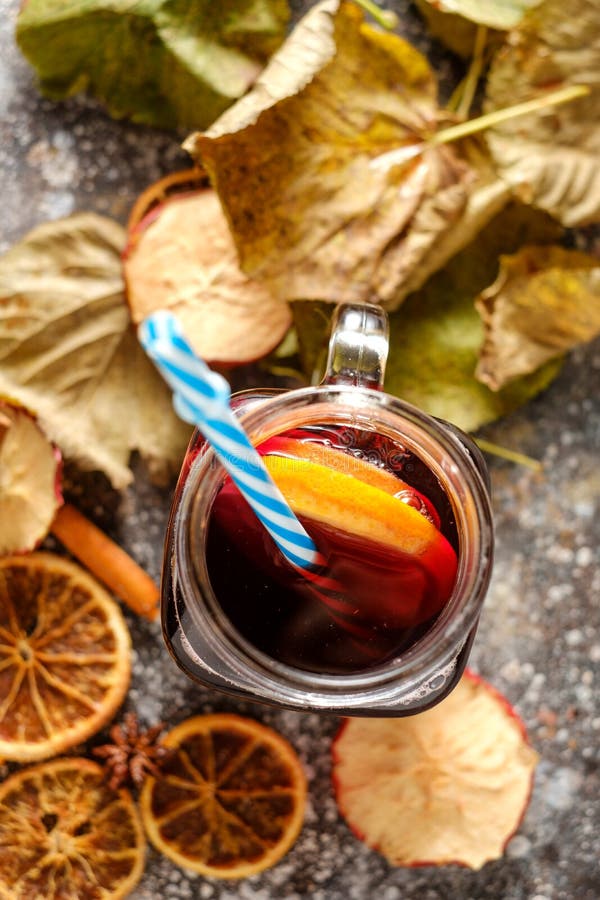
[139,311,337,586]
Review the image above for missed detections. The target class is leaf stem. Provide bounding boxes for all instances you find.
[351,0,399,29]
[371,84,590,170]
[435,84,590,147]
[455,26,488,119]
[474,438,543,472]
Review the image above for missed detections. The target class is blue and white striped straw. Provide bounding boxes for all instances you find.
[139,311,331,576]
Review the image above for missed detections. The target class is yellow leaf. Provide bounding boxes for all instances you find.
[476,245,600,389]
[185,0,475,309]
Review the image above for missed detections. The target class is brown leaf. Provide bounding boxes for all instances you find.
[294,203,564,432]
[0,214,191,488]
[185,0,475,310]
[476,245,600,390]
[124,189,291,365]
[485,0,600,226]
[394,140,511,302]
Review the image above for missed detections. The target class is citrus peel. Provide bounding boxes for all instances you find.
[0,553,131,761]
[332,670,539,869]
[0,757,145,899]
[262,448,457,601]
[260,435,441,526]
[140,713,306,878]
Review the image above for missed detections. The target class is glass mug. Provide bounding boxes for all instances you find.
[161,304,493,716]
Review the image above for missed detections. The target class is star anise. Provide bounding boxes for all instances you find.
[93,712,173,791]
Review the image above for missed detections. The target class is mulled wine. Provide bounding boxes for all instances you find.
[206,425,459,675]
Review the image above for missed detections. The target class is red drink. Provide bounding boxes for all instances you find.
[206,425,458,675]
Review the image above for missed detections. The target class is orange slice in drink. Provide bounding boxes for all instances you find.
[261,444,458,625]
[0,553,131,762]
[260,435,440,526]
[0,757,145,898]
[140,713,307,878]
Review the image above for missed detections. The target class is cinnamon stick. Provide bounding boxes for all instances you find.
[51,504,160,621]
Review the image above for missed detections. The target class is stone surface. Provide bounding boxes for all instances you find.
[1,2,599,899]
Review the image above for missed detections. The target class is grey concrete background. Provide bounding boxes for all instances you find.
[1,1,599,898]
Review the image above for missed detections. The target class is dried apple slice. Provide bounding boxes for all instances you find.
[124,185,292,366]
[0,403,159,618]
[0,401,62,555]
[332,671,539,870]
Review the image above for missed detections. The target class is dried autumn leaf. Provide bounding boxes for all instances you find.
[124,189,291,365]
[395,140,511,303]
[294,203,564,431]
[417,0,541,30]
[0,214,191,489]
[0,402,62,555]
[185,0,475,310]
[485,0,600,226]
[16,0,289,131]
[476,245,600,390]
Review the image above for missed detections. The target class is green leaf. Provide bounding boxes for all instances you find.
[16,0,289,130]
[295,203,564,431]
[293,302,335,385]
[0,214,191,488]
[384,283,560,433]
[416,0,541,32]
[485,0,600,226]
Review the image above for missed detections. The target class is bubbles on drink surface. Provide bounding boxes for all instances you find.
[334,426,412,473]
[394,489,437,525]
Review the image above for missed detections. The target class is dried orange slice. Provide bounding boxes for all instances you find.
[332,671,539,870]
[0,553,131,762]
[140,713,306,878]
[0,757,145,898]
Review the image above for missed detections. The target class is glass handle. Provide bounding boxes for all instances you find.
[322,303,389,391]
